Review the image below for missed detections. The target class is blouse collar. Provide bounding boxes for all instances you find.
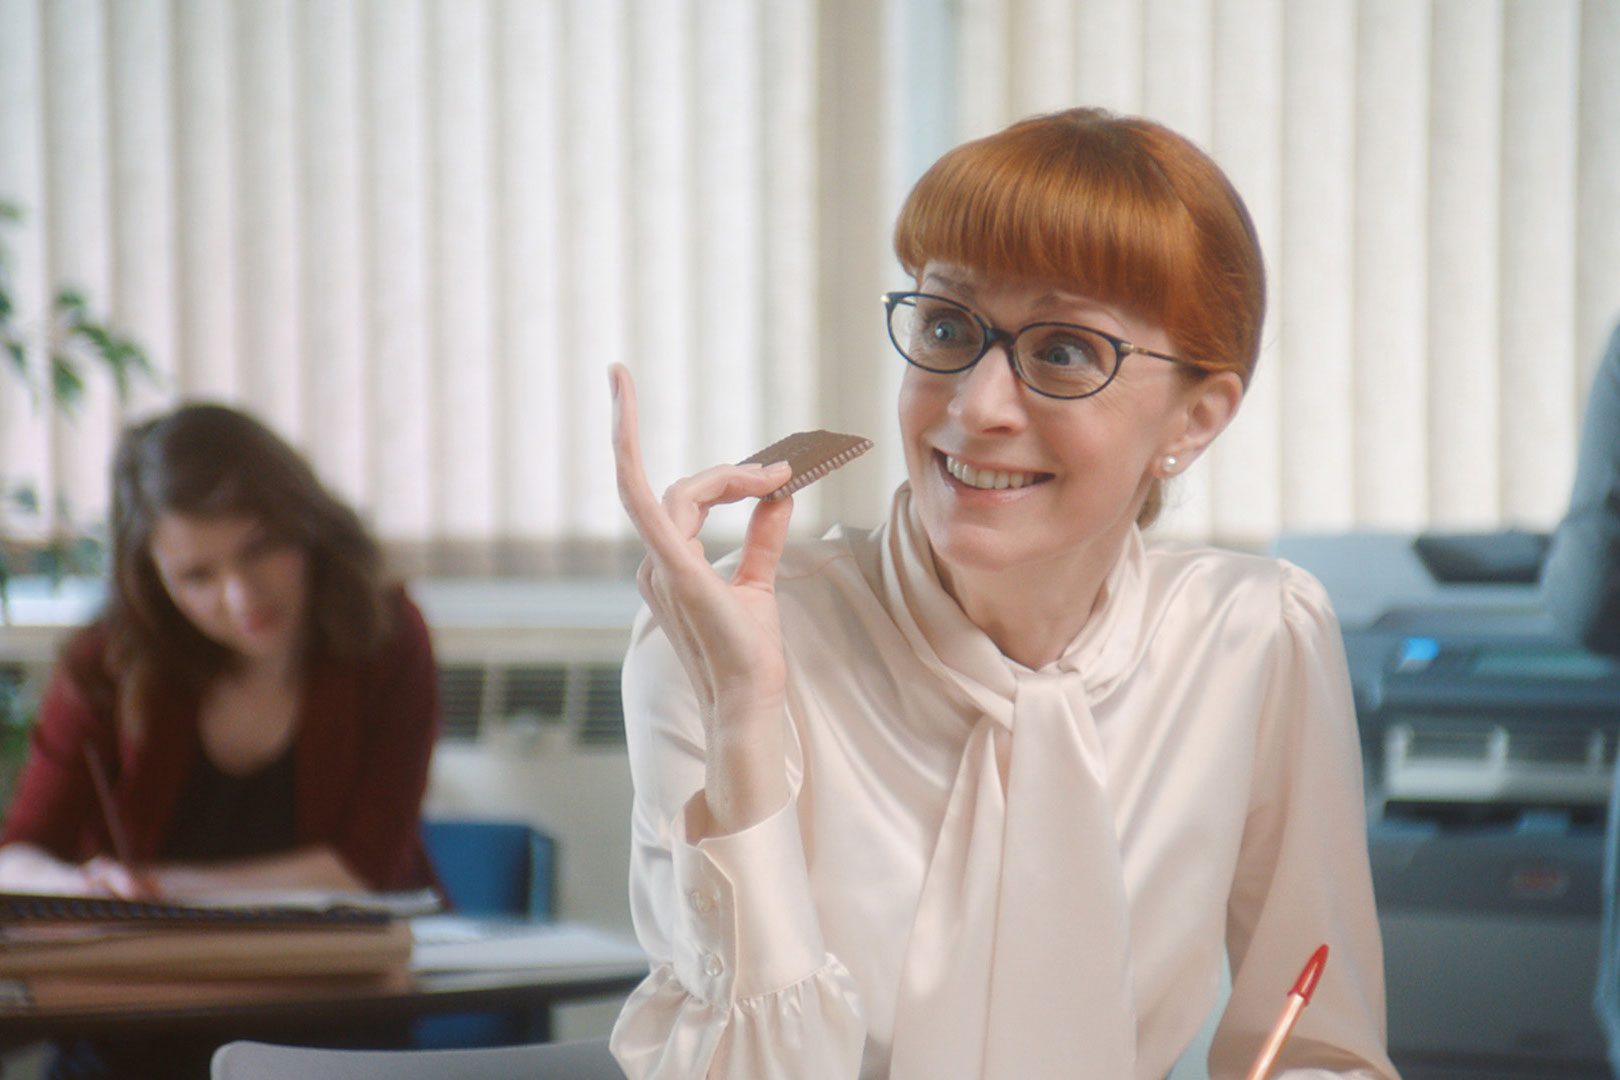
[874,485,1149,708]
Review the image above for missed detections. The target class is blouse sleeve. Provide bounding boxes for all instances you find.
[1208,563,1401,1080]
[609,606,865,1080]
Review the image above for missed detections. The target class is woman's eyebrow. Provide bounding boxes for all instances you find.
[922,271,972,297]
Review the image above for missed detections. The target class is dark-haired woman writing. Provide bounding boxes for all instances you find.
[0,402,440,900]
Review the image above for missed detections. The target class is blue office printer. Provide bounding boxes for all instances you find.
[1275,532,1618,1080]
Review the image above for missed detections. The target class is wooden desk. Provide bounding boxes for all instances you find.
[0,918,648,1044]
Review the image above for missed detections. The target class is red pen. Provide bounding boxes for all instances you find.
[1243,944,1328,1080]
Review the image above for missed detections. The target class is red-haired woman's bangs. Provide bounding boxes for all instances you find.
[894,122,1201,340]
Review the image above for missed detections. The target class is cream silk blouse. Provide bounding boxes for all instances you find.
[610,488,1399,1080]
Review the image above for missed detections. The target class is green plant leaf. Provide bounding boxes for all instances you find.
[0,200,21,224]
[54,286,87,319]
[49,352,84,410]
[105,341,155,401]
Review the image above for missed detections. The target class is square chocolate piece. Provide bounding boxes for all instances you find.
[740,430,874,501]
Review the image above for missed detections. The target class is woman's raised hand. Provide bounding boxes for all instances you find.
[610,364,794,834]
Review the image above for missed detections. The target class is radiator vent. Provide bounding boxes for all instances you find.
[437,661,625,750]
[437,664,489,741]
[577,665,626,748]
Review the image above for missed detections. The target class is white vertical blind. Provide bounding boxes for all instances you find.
[1352,0,1429,530]
[1207,0,1282,541]
[174,0,240,399]
[298,0,367,509]
[1011,0,1074,120]
[1427,0,1503,528]
[561,0,627,540]
[1278,1,1357,533]
[360,0,432,540]
[2,0,1620,560]
[429,0,497,543]
[0,0,50,542]
[1499,0,1580,526]
[1074,0,1141,115]
[107,0,178,422]
[237,0,301,436]
[955,0,1010,138]
[43,0,116,527]
[496,0,564,541]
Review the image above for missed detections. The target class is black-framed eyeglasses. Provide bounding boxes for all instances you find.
[882,291,1198,400]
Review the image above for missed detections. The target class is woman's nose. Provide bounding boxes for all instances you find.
[949,343,1027,432]
[222,573,256,613]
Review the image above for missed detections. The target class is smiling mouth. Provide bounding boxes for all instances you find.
[940,453,1051,491]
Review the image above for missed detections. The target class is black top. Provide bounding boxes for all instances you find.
[160,745,297,863]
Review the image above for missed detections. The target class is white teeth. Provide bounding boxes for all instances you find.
[944,455,1037,490]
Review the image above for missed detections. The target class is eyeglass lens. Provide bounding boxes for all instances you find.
[886,294,1121,399]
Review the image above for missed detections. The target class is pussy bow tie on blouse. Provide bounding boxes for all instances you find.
[882,489,1139,1080]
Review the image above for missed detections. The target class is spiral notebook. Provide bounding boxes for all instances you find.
[0,889,433,929]
[0,892,419,983]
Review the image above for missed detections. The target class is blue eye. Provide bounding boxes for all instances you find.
[1029,335,1104,370]
[1017,326,1118,396]
[924,312,972,344]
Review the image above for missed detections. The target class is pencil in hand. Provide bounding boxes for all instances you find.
[1243,944,1328,1080]
[82,743,158,898]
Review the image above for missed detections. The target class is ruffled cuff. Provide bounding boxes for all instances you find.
[669,793,826,1003]
[610,957,865,1080]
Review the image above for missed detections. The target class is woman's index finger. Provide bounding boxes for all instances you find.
[608,365,683,551]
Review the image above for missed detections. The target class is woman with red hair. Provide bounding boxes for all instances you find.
[609,109,1396,1079]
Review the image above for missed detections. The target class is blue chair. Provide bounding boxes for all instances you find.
[416,818,559,1048]
[422,818,557,919]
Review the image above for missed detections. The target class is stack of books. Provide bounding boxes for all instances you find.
[0,890,435,1012]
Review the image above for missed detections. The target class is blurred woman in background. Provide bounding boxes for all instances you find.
[0,401,439,900]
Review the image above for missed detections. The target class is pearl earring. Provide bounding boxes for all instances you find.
[1162,454,1179,474]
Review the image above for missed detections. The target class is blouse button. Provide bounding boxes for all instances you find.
[703,952,724,978]
[688,889,715,914]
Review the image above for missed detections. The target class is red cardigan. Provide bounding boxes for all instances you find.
[1,590,441,891]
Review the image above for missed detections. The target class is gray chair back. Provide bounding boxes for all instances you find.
[211,1037,622,1080]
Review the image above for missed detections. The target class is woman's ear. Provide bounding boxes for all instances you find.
[1158,371,1244,474]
